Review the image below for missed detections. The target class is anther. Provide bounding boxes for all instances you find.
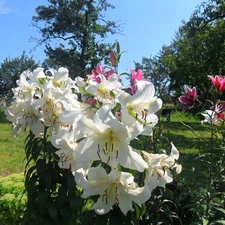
[106,156,110,164]
[142,111,144,119]
[116,150,119,159]
[98,144,100,152]
[97,150,101,160]
[136,113,138,120]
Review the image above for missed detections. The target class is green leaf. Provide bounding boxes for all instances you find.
[80,210,96,225]
[43,169,52,189]
[69,193,80,212]
[140,203,146,217]
[214,220,225,224]
[36,159,46,178]
[47,199,58,221]
[66,172,76,191]
[202,217,209,225]
[116,51,126,63]
[37,188,47,215]
[62,203,72,224]
[26,173,38,194]
[133,203,141,218]
[96,213,109,225]
[56,185,68,209]
[213,206,225,215]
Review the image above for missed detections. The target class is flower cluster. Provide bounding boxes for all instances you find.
[5,64,181,215]
[179,75,225,126]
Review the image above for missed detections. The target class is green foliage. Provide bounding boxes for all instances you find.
[2,110,224,224]
[32,0,121,78]
[135,56,171,104]
[0,173,27,224]
[23,130,90,225]
[144,0,225,104]
[0,52,39,99]
[0,110,26,176]
[140,179,203,225]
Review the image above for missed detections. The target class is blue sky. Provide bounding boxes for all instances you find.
[0,0,203,75]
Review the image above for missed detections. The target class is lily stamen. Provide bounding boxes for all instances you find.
[106,156,110,164]
[97,150,101,160]
[115,194,119,204]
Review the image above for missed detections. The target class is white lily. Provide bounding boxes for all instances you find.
[47,67,78,91]
[51,127,92,174]
[142,143,182,192]
[59,97,94,125]
[201,109,224,126]
[76,105,147,172]
[28,67,47,84]
[118,81,162,136]
[75,167,151,215]
[86,73,122,104]
[5,98,44,136]
[13,71,40,100]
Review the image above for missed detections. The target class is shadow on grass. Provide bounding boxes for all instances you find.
[164,121,208,132]
[0,110,9,124]
[160,121,212,153]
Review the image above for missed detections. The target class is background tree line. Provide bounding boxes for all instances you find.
[138,0,225,106]
[0,0,120,100]
[1,0,225,106]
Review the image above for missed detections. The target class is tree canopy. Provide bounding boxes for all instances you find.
[32,0,121,79]
[0,52,39,99]
[135,55,171,103]
[138,0,225,105]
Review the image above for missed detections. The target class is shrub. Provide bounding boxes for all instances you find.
[0,173,27,224]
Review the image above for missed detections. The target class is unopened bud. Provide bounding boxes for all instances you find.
[110,50,117,67]
[116,41,120,53]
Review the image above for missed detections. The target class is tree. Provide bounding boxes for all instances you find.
[156,0,225,105]
[0,52,39,100]
[32,0,121,79]
[135,54,171,103]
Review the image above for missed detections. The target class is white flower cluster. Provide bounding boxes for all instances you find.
[5,65,182,215]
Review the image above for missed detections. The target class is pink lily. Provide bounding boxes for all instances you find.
[208,75,225,93]
[213,102,225,120]
[127,69,148,95]
[89,63,115,83]
[179,87,201,109]
[131,69,148,84]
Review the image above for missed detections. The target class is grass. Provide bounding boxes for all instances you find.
[0,110,26,176]
[0,109,213,181]
[156,111,213,182]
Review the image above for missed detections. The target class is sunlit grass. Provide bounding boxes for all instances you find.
[159,111,213,182]
[0,110,26,176]
[0,109,213,180]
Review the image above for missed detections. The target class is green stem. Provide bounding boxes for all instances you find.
[205,113,214,223]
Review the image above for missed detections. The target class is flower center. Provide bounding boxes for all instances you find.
[127,105,150,126]
[97,131,119,163]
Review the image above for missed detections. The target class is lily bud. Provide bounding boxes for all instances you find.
[116,41,120,53]
[110,50,117,67]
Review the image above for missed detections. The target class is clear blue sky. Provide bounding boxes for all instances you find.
[0,0,203,75]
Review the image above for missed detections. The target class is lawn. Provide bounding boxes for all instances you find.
[162,112,212,182]
[0,109,212,181]
[0,110,26,176]
[1,108,223,224]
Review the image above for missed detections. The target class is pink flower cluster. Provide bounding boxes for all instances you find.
[179,75,225,126]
